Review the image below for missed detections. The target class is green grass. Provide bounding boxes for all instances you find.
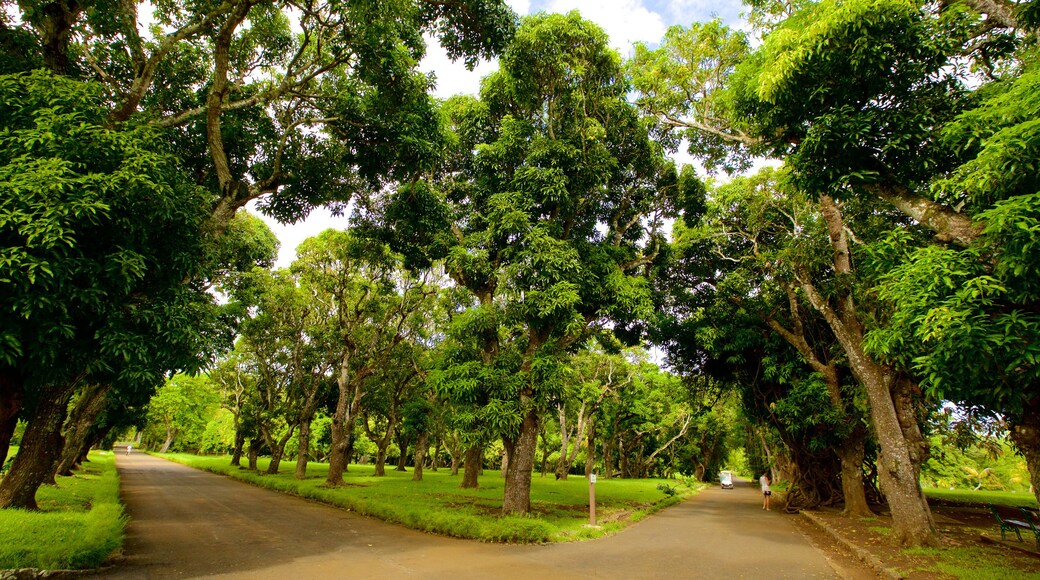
[924,487,1039,509]
[0,451,126,570]
[903,545,1040,579]
[161,453,703,543]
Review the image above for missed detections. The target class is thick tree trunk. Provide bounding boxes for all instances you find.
[0,384,75,510]
[374,447,388,476]
[294,419,311,480]
[838,425,872,517]
[1009,398,1040,508]
[460,444,482,488]
[502,405,539,515]
[326,357,367,486]
[412,432,428,481]
[55,383,110,477]
[247,437,263,470]
[799,195,936,547]
[268,445,284,475]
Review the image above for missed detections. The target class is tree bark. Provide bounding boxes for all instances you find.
[374,447,388,476]
[867,184,980,246]
[0,384,75,509]
[231,423,245,467]
[585,422,596,478]
[55,383,111,477]
[326,353,369,486]
[294,419,311,480]
[395,430,409,472]
[838,425,872,517]
[412,432,429,481]
[460,444,482,488]
[247,437,263,471]
[159,427,177,453]
[502,405,539,515]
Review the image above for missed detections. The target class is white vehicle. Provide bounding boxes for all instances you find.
[720,470,734,489]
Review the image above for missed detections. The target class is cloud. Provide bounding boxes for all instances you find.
[660,0,744,27]
[545,0,666,55]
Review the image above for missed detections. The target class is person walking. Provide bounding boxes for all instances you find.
[760,472,772,511]
[126,444,133,456]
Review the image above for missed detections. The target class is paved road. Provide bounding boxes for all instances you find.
[102,454,844,579]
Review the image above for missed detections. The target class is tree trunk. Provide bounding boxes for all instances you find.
[585,422,596,477]
[798,195,936,547]
[412,432,429,481]
[326,356,367,486]
[539,429,551,477]
[460,444,482,488]
[1009,398,1040,508]
[0,384,75,510]
[838,425,872,517]
[230,413,244,467]
[374,446,388,476]
[247,437,262,471]
[55,383,110,477]
[502,405,539,515]
[395,430,408,472]
[268,445,284,475]
[294,419,311,480]
[264,427,295,475]
[430,438,440,471]
[603,436,615,479]
[159,427,177,453]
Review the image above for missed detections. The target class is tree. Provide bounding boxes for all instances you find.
[145,375,221,453]
[372,11,687,515]
[0,72,223,509]
[293,230,434,486]
[654,168,877,515]
[1,0,513,509]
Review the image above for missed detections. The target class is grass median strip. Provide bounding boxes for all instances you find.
[160,453,702,543]
[0,451,127,571]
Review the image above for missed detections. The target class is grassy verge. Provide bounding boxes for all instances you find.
[924,487,1039,509]
[0,451,126,570]
[160,453,702,543]
[903,546,1040,579]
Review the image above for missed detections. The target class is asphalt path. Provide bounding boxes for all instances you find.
[101,453,844,579]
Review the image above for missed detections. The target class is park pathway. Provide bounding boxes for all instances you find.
[101,453,847,579]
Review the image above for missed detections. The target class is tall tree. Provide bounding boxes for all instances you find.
[293,230,434,487]
[373,11,690,515]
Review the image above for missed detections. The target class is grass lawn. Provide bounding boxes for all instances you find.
[161,453,702,543]
[924,487,1039,509]
[0,451,126,570]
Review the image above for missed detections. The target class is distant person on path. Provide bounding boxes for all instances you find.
[126,444,133,456]
[760,472,771,511]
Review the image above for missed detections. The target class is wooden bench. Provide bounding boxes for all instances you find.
[989,504,1040,550]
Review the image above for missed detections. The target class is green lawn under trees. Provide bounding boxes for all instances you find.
[0,451,125,570]
[161,453,701,543]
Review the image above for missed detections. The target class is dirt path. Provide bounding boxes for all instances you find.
[101,454,858,579]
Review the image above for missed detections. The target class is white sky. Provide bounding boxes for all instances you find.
[255,0,747,268]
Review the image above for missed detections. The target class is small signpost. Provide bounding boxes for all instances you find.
[589,473,597,525]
